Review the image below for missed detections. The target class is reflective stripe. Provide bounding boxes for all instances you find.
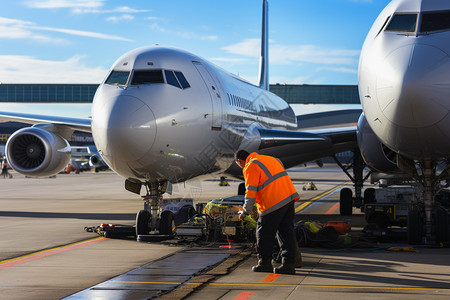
[258,171,288,191]
[259,192,299,216]
[251,160,288,191]
[247,185,258,192]
[251,160,272,179]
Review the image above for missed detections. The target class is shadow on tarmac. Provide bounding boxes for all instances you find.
[0,211,135,220]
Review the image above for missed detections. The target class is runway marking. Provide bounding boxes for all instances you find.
[109,280,450,292]
[234,291,255,299]
[0,237,106,269]
[295,181,350,213]
[325,202,340,214]
[262,273,279,283]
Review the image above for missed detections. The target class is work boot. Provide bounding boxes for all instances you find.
[252,256,273,272]
[273,258,296,274]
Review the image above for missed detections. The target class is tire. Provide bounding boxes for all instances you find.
[434,206,449,244]
[238,182,246,195]
[159,210,175,236]
[136,209,151,236]
[407,209,423,245]
[339,188,353,216]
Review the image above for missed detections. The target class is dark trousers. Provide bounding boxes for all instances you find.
[256,200,296,262]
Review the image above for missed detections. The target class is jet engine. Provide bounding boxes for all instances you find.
[89,154,101,167]
[6,127,71,177]
[357,114,400,173]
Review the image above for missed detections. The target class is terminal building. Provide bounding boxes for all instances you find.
[0,83,359,104]
[0,83,361,156]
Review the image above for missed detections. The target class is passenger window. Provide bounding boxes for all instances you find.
[131,70,164,85]
[421,11,450,33]
[174,71,190,89]
[165,70,181,88]
[385,14,417,32]
[105,71,130,85]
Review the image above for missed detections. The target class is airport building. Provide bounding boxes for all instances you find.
[0,83,359,104]
[0,83,360,157]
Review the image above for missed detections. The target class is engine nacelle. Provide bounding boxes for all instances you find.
[6,127,71,177]
[357,114,400,173]
[89,154,101,167]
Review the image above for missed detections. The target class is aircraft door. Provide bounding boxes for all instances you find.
[193,61,222,130]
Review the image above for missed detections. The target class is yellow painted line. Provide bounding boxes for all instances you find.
[112,281,200,286]
[295,181,350,213]
[209,283,450,291]
[0,237,106,268]
[110,281,450,291]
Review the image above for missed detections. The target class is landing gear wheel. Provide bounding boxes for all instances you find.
[136,209,151,236]
[339,188,353,216]
[434,206,449,244]
[407,209,423,245]
[159,210,175,236]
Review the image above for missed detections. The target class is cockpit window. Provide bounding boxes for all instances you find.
[164,70,191,89]
[385,14,417,32]
[421,11,450,33]
[175,71,190,89]
[165,70,181,88]
[131,70,164,85]
[105,71,129,85]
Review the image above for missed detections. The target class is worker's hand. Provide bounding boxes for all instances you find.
[238,210,248,221]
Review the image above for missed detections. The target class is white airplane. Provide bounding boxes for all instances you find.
[2,0,447,244]
[0,0,356,236]
[357,0,450,243]
[70,145,109,172]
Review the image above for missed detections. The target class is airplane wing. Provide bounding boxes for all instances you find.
[252,110,360,170]
[0,111,91,133]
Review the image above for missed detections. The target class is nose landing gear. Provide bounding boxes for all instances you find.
[131,180,174,236]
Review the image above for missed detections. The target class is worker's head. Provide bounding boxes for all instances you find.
[234,150,250,168]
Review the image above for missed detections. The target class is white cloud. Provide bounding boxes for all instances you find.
[150,22,217,41]
[223,38,360,66]
[24,0,148,14]
[106,14,135,23]
[24,0,104,9]
[0,16,132,42]
[0,55,107,83]
[33,25,133,41]
[112,6,148,13]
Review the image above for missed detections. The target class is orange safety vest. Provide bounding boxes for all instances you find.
[243,152,299,216]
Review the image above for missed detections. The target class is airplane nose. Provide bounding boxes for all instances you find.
[376,43,450,128]
[92,95,156,162]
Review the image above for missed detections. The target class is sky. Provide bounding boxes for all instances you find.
[0,0,392,86]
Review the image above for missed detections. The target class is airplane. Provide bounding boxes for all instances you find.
[70,145,109,172]
[1,0,447,244]
[357,0,450,244]
[0,0,357,236]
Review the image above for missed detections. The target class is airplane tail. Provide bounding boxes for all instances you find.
[257,0,269,91]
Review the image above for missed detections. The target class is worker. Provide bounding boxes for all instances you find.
[2,158,12,179]
[235,150,299,274]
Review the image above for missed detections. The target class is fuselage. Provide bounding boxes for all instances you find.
[358,0,450,161]
[91,46,296,183]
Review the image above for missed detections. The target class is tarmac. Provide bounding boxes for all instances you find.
[0,166,449,299]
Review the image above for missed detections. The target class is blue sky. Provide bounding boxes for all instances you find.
[0,0,391,85]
